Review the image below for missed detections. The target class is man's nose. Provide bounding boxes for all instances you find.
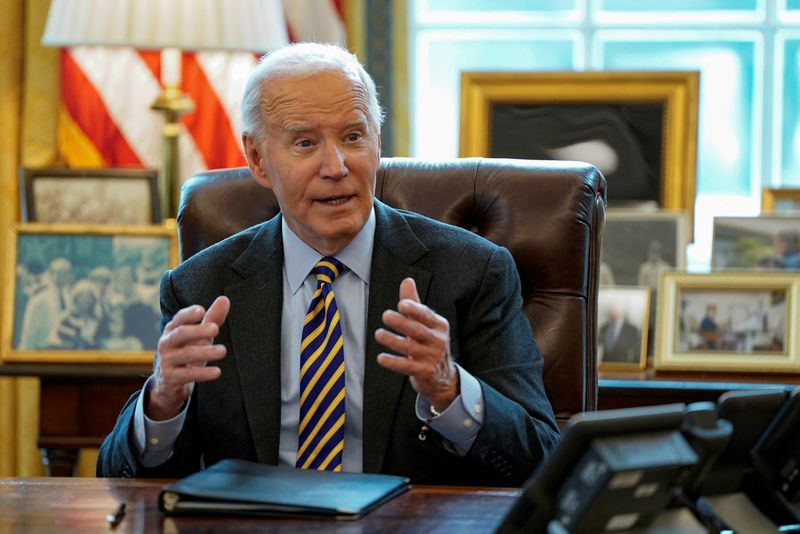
[319,141,349,179]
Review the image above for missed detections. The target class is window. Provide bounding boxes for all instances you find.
[408,0,800,269]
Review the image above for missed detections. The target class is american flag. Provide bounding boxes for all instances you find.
[57,0,346,183]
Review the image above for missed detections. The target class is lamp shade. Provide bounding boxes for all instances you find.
[42,0,289,52]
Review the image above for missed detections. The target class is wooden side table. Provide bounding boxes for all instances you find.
[0,364,149,476]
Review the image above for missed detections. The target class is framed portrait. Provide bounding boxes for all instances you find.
[655,272,800,374]
[598,286,650,371]
[459,71,699,226]
[2,222,178,364]
[762,187,800,214]
[711,215,800,271]
[19,167,161,224]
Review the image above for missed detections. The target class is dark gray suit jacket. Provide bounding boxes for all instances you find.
[97,200,559,486]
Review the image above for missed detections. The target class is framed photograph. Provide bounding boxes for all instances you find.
[19,167,161,224]
[598,287,650,371]
[655,272,800,374]
[459,71,699,223]
[711,215,800,271]
[601,210,690,355]
[2,223,178,364]
[762,187,800,214]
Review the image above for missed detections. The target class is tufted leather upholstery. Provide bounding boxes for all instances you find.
[177,157,606,421]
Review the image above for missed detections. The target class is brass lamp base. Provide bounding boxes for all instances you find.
[151,85,195,219]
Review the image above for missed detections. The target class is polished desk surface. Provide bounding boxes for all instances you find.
[0,477,521,533]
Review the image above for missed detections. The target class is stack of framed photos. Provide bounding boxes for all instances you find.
[599,210,690,371]
[654,202,800,375]
[1,168,177,365]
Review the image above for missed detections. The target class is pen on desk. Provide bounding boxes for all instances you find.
[107,502,126,529]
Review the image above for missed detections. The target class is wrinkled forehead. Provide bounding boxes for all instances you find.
[261,69,372,125]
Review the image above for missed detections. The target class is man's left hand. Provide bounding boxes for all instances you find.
[375,278,459,412]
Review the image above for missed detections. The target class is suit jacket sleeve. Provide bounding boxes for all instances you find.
[453,245,560,484]
[97,269,205,478]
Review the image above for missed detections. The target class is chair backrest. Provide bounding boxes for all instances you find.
[178,157,606,421]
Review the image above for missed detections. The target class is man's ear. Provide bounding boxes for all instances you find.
[242,133,272,189]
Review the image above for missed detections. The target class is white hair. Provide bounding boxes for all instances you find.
[241,42,385,141]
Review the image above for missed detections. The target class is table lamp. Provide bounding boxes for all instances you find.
[41,0,289,219]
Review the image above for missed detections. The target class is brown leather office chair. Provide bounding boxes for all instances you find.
[177,157,606,422]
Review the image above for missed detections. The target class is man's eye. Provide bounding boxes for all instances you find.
[346,133,362,142]
[297,140,313,148]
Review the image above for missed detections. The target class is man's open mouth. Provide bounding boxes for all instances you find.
[321,196,351,205]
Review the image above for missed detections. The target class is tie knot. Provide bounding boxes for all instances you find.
[312,257,344,285]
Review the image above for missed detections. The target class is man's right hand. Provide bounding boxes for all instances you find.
[146,296,231,421]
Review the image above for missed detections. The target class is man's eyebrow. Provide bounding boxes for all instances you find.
[281,123,312,135]
[342,119,368,131]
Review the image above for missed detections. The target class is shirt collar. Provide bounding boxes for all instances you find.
[282,206,376,294]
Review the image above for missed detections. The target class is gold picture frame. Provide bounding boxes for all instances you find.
[459,71,699,231]
[19,167,161,225]
[762,187,800,214]
[2,222,178,364]
[598,286,650,372]
[655,272,799,374]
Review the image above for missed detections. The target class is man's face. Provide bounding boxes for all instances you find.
[243,70,381,256]
[51,261,73,287]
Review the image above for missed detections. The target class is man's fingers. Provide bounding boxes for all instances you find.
[382,307,447,341]
[378,311,442,350]
[160,365,222,386]
[159,322,220,353]
[374,327,432,359]
[397,299,445,330]
[161,344,227,368]
[164,305,206,333]
[398,277,420,303]
[202,296,231,327]
[376,352,426,377]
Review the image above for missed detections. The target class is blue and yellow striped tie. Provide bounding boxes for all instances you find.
[296,257,346,471]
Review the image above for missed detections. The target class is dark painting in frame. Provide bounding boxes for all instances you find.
[459,71,699,232]
[19,167,161,225]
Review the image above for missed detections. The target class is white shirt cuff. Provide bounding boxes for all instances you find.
[133,376,188,467]
[415,364,485,455]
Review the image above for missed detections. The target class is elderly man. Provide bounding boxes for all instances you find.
[98,43,558,486]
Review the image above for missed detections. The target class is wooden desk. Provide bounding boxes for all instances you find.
[0,477,520,533]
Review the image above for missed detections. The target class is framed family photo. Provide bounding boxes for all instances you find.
[19,167,161,225]
[762,187,800,214]
[597,286,650,371]
[2,223,178,364]
[459,71,699,227]
[711,215,800,271]
[655,272,800,374]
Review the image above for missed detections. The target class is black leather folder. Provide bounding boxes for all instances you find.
[158,459,410,519]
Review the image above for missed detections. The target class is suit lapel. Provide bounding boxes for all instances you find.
[226,218,284,464]
[362,201,431,473]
